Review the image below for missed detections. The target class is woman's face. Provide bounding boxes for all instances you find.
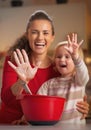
[27,20,55,55]
[54,45,75,78]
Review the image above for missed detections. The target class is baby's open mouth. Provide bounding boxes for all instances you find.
[60,64,67,68]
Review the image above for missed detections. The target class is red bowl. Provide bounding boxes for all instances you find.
[20,94,66,125]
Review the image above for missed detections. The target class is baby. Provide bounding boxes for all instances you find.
[37,33,89,124]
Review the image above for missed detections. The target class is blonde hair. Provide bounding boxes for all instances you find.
[53,41,84,60]
[52,41,84,74]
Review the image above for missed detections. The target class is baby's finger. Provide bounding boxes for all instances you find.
[72,33,75,42]
[64,46,70,51]
[64,46,72,54]
[74,33,77,43]
[67,35,72,45]
[78,40,84,47]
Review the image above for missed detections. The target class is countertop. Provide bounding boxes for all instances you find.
[0,123,91,130]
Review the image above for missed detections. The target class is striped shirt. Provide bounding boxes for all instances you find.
[37,58,89,124]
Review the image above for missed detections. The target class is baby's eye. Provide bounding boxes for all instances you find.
[65,55,70,59]
[45,33,48,35]
[56,56,62,59]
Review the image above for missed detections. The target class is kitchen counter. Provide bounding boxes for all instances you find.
[0,123,91,130]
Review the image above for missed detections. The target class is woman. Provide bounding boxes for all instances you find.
[0,10,89,124]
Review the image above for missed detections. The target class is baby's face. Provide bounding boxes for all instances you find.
[54,45,75,78]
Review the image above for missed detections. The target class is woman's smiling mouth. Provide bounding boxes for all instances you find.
[35,42,46,47]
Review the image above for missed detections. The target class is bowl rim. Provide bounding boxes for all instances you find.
[17,93,66,101]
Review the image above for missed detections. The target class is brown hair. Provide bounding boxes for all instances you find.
[7,10,55,60]
[26,10,54,35]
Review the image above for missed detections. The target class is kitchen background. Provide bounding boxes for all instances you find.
[0,0,91,123]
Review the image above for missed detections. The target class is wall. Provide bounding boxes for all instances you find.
[86,2,91,37]
[0,2,86,51]
[0,0,56,7]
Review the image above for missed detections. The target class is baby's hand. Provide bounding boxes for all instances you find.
[65,33,83,60]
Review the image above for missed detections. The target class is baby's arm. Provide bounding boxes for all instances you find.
[74,57,89,86]
[37,81,50,95]
[65,33,89,85]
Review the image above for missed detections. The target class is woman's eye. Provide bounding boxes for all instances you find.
[43,32,49,35]
[32,31,37,34]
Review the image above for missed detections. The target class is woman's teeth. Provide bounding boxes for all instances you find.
[35,43,45,46]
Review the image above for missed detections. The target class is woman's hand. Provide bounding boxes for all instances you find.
[8,49,41,84]
[11,115,28,125]
[76,95,89,119]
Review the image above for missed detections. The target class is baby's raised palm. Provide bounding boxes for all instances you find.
[65,33,83,59]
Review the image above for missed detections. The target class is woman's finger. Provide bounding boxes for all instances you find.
[13,51,21,66]
[22,49,29,63]
[76,101,89,112]
[76,97,89,120]
[76,106,88,120]
[16,49,25,64]
[8,61,17,70]
[80,113,87,120]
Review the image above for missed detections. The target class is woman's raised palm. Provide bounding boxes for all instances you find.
[8,49,41,84]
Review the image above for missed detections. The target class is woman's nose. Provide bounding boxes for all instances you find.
[37,32,44,40]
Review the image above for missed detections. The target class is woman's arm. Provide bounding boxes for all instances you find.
[1,56,18,105]
[76,95,89,119]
